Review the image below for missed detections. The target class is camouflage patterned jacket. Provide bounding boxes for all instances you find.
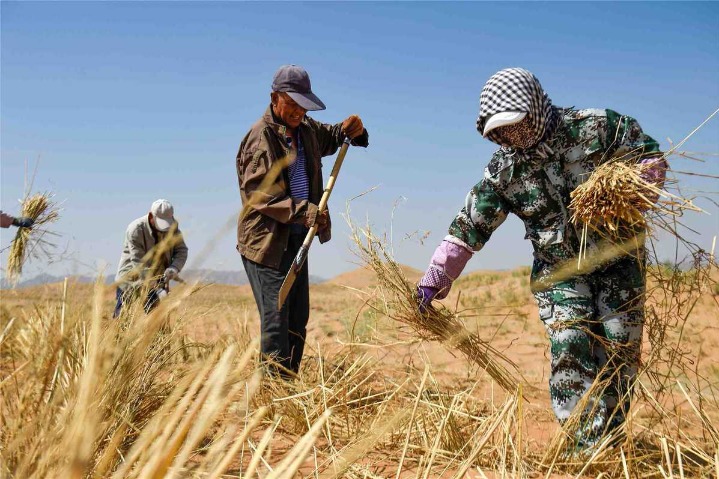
[448,108,661,265]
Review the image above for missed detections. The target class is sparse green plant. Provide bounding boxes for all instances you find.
[455,271,502,288]
[511,266,531,278]
[499,286,521,307]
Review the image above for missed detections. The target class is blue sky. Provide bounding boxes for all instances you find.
[2,1,718,281]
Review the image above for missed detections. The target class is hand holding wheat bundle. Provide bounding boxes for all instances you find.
[6,193,60,284]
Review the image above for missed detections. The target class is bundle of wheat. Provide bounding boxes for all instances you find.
[569,159,660,235]
[349,223,524,395]
[6,193,59,283]
[568,155,704,268]
[570,108,718,240]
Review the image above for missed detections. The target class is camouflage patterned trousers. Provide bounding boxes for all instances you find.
[531,255,645,448]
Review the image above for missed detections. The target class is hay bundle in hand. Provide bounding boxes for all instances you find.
[7,193,60,284]
[569,159,662,236]
[350,224,524,395]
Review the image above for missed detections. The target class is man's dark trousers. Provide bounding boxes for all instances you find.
[242,231,310,378]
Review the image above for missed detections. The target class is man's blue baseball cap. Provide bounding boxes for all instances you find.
[271,64,326,111]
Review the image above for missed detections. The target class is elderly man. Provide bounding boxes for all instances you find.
[236,64,369,378]
[114,199,188,317]
[416,68,667,453]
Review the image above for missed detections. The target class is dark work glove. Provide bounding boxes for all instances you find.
[416,285,438,314]
[12,216,34,228]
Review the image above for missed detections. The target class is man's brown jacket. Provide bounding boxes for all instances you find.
[236,106,368,268]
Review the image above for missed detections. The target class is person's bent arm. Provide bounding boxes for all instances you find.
[125,226,151,281]
[167,228,188,276]
[418,178,510,306]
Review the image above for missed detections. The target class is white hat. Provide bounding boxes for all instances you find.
[150,199,175,232]
[482,111,527,136]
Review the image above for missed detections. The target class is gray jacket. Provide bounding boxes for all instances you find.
[115,215,188,286]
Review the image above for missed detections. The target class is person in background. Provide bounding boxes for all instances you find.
[114,199,188,317]
[416,67,667,453]
[236,64,369,378]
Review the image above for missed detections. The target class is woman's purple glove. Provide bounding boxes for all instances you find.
[418,236,473,301]
[416,286,438,313]
[638,156,668,208]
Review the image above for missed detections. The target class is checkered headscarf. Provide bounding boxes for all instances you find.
[476,68,559,148]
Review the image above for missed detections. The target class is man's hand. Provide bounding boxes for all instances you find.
[12,216,34,228]
[341,114,364,139]
[316,210,328,227]
[316,210,329,234]
[164,267,179,281]
[303,208,329,229]
[416,285,438,314]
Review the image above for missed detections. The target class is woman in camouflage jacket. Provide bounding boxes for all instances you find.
[417,67,667,450]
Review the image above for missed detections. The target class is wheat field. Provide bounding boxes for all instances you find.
[1,244,717,478]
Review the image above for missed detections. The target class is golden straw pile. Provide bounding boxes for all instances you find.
[568,153,704,269]
[350,223,525,395]
[6,193,59,283]
[569,159,661,235]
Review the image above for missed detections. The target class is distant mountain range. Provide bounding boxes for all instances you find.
[1,269,325,289]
